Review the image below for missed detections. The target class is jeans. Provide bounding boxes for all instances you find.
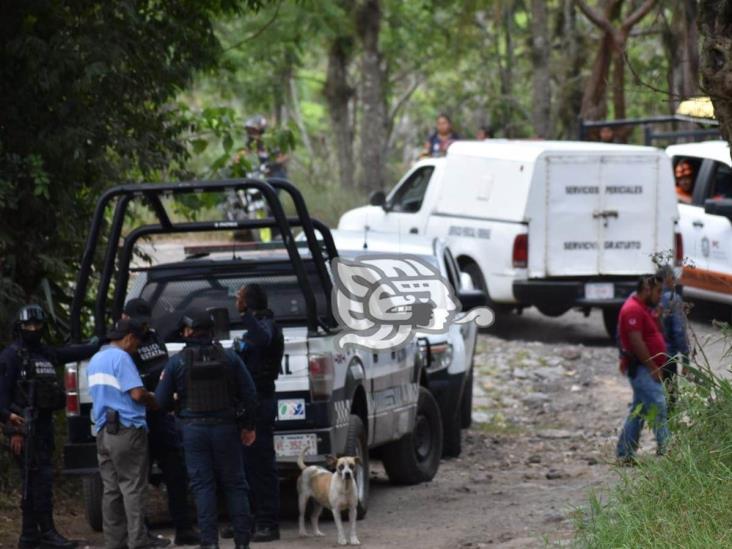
[242,397,280,530]
[147,410,192,532]
[182,422,252,546]
[617,365,670,459]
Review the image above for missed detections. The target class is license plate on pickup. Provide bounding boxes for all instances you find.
[274,434,317,458]
[585,283,614,300]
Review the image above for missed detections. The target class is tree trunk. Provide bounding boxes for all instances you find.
[356,0,388,192]
[324,36,356,189]
[555,0,584,138]
[700,0,732,146]
[499,2,516,136]
[578,0,623,121]
[611,35,627,121]
[531,0,551,137]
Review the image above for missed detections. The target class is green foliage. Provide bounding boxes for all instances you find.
[0,0,264,341]
[576,325,732,548]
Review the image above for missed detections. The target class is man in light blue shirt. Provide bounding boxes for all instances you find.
[87,319,163,549]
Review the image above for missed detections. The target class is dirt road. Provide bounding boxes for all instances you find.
[1,305,726,549]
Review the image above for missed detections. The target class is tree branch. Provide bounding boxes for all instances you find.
[223,0,282,52]
[622,0,656,31]
[574,0,615,35]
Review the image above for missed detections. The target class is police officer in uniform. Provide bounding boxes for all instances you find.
[0,305,97,549]
[236,284,284,543]
[155,308,257,549]
[122,299,198,546]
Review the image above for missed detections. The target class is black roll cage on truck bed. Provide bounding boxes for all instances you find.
[579,114,720,145]
[70,178,339,341]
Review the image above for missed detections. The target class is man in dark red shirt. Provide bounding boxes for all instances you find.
[616,275,670,462]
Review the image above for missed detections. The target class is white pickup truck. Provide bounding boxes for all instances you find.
[62,180,445,530]
[339,140,681,336]
[327,229,479,458]
[666,140,732,306]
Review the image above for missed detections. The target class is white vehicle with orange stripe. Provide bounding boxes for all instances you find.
[667,141,732,305]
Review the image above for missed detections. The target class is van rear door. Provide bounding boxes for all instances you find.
[544,154,660,277]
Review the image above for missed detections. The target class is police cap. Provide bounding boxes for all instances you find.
[124,298,152,323]
[180,308,214,331]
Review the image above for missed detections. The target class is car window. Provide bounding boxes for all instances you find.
[387,166,434,213]
[708,162,732,200]
[672,156,704,205]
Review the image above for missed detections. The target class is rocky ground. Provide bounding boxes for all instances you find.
[0,305,726,548]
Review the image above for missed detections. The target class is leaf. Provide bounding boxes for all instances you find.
[223,133,233,152]
[191,139,209,154]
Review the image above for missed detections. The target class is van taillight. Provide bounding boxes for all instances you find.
[65,364,79,417]
[675,232,683,267]
[308,355,334,401]
[512,234,528,269]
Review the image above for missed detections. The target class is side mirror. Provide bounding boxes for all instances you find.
[459,272,474,290]
[704,198,732,221]
[369,190,386,207]
[458,289,489,311]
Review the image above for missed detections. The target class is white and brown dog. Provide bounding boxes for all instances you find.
[297,450,361,545]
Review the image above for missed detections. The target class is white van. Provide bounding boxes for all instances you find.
[339,140,681,336]
[666,141,732,306]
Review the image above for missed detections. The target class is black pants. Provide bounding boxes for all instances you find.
[16,416,54,531]
[147,410,192,532]
[242,397,280,530]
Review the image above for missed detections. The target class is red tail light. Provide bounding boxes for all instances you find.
[65,364,80,416]
[512,234,528,269]
[675,232,683,267]
[308,355,334,401]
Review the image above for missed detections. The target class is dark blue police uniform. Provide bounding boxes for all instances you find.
[132,328,197,541]
[155,338,257,548]
[0,338,96,549]
[237,311,282,539]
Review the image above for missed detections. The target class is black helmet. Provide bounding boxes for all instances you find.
[17,304,46,326]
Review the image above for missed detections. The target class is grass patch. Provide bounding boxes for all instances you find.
[575,327,732,548]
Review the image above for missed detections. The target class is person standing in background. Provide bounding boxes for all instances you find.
[88,319,163,549]
[616,276,670,463]
[422,113,460,157]
[656,266,689,411]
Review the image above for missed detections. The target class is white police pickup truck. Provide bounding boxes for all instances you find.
[327,230,479,458]
[62,180,448,530]
[339,140,681,336]
[666,141,732,306]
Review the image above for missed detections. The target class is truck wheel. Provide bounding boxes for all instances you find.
[83,473,103,532]
[344,414,369,519]
[462,264,511,317]
[460,367,474,429]
[442,410,462,458]
[603,307,621,339]
[382,387,444,485]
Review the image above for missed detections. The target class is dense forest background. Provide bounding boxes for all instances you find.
[0,0,728,338]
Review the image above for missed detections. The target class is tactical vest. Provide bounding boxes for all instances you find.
[183,344,235,414]
[18,350,66,412]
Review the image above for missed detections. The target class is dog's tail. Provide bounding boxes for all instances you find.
[297,447,308,471]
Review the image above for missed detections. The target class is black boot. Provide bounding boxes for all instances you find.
[17,513,40,549]
[36,516,77,549]
[173,529,200,546]
[251,526,280,543]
